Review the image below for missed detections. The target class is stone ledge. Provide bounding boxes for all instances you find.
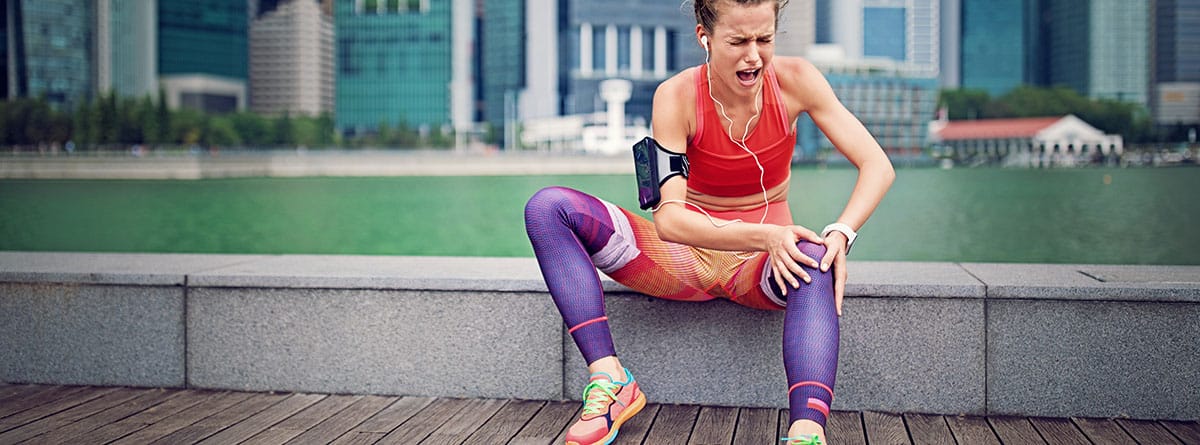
[1,251,1198,420]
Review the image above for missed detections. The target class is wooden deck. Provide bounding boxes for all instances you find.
[0,383,1197,444]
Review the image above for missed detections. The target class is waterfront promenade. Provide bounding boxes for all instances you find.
[0,149,634,179]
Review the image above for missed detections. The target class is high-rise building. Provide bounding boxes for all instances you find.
[158,0,248,113]
[95,0,158,98]
[1151,0,1200,125]
[249,0,334,117]
[939,0,959,88]
[1046,0,1149,106]
[960,0,1043,96]
[481,0,524,128]
[335,0,474,135]
[1154,0,1200,83]
[2,0,93,107]
[827,0,940,77]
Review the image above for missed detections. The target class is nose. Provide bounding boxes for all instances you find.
[744,42,762,65]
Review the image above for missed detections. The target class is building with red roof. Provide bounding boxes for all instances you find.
[928,115,1123,167]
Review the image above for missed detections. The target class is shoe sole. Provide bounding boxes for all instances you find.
[574,392,646,445]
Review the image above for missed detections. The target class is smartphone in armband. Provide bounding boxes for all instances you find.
[632,137,689,210]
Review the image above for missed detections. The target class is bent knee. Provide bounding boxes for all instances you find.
[796,241,830,273]
[525,186,576,220]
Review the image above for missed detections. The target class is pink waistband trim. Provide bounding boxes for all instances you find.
[568,316,609,334]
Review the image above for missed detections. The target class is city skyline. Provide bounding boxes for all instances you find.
[2,0,1197,148]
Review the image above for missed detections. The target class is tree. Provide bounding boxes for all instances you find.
[140,95,160,145]
[938,89,991,120]
[205,116,242,146]
[273,112,294,146]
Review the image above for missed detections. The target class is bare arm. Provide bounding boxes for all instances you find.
[649,71,824,282]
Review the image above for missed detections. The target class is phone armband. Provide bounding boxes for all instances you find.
[632,136,689,210]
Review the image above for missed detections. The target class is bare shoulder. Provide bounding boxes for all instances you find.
[653,66,697,104]
[772,56,833,112]
[652,66,698,144]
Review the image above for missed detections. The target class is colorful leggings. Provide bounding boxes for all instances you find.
[524,186,839,427]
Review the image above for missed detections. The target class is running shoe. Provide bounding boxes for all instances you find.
[564,368,647,445]
[780,434,823,445]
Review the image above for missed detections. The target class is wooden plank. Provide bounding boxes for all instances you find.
[946,415,1000,445]
[348,396,434,434]
[241,395,361,445]
[0,384,49,406]
[419,398,506,445]
[286,395,395,445]
[195,393,325,444]
[462,399,544,444]
[0,386,104,426]
[144,392,289,445]
[689,406,738,445]
[509,401,579,445]
[0,387,138,443]
[331,431,386,445]
[862,411,911,445]
[1072,417,1135,444]
[1161,420,1200,445]
[373,397,470,444]
[642,404,700,445]
[1116,419,1183,444]
[74,390,218,445]
[1027,417,1090,445]
[778,410,790,441]
[828,411,867,445]
[23,388,181,444]
[988,416,1046,444]
[731,407,777,445]
[107,391,253,445]
[903,413,953,445]
[107,392,255,445]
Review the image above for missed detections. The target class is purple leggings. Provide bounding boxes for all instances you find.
[525,186,838,427]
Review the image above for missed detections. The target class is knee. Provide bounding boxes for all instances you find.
[524,186,574,223]
[796,241,831,275]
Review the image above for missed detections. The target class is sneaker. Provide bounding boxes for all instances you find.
[780,435,823,445]
[564,368,647,445]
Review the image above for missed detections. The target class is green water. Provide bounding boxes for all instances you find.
[2,167,1198,264]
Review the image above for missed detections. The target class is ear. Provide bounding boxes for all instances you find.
[695,24,708,51]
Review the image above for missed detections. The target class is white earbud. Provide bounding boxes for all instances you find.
[701,35,708,49]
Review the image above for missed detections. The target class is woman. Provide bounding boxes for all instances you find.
[524,0,894,443]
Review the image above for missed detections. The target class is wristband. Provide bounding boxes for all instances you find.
[821,222,857,253]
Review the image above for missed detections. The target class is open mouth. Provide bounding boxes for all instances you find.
[736,68,761,85]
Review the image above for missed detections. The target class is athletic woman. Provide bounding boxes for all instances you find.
[524,0,895,443]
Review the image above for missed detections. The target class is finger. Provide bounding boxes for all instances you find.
[773,258,797,290]
[782,255,811,285]
[835,255,848,316]
[820,245,839,273]
[782,238,820,269]
[791,226,824,244]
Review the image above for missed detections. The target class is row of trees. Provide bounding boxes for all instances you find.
[0,94,460,151]
[938,86,1166,143]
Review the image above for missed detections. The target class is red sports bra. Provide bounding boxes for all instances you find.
[687,63,796,197]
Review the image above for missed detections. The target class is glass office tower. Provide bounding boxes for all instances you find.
[960,0,1043,96]
[2,0,93,107]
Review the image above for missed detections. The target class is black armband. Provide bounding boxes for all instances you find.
[632,136,689,210]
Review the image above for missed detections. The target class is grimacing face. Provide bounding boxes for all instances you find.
[697,1,777,99]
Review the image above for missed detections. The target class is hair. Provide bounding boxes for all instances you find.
[692,0,789,33]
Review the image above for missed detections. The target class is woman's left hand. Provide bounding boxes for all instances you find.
[819,232,848,316]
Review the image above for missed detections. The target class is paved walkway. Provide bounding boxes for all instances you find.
[1,383,1198,444]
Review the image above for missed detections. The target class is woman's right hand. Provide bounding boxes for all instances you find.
[765,225,824,291]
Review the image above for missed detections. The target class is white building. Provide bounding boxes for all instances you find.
[828,0,941,77]
[930,115,1124,167]
[249,0,335,116]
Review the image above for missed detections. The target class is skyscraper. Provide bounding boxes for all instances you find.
[481,0,525,127]
[960,0,1043,96]
[1046,0,1149,105]
[2,0,93,107]
[827,0,940,77]
[95,0,158,98]
[334,0,474,134]
[158,0,249,112]
[1154,0,1200,83]
[249,0,334,117]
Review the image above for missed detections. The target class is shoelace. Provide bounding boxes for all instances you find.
[580,379,622,416]
[780,435,822,445]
